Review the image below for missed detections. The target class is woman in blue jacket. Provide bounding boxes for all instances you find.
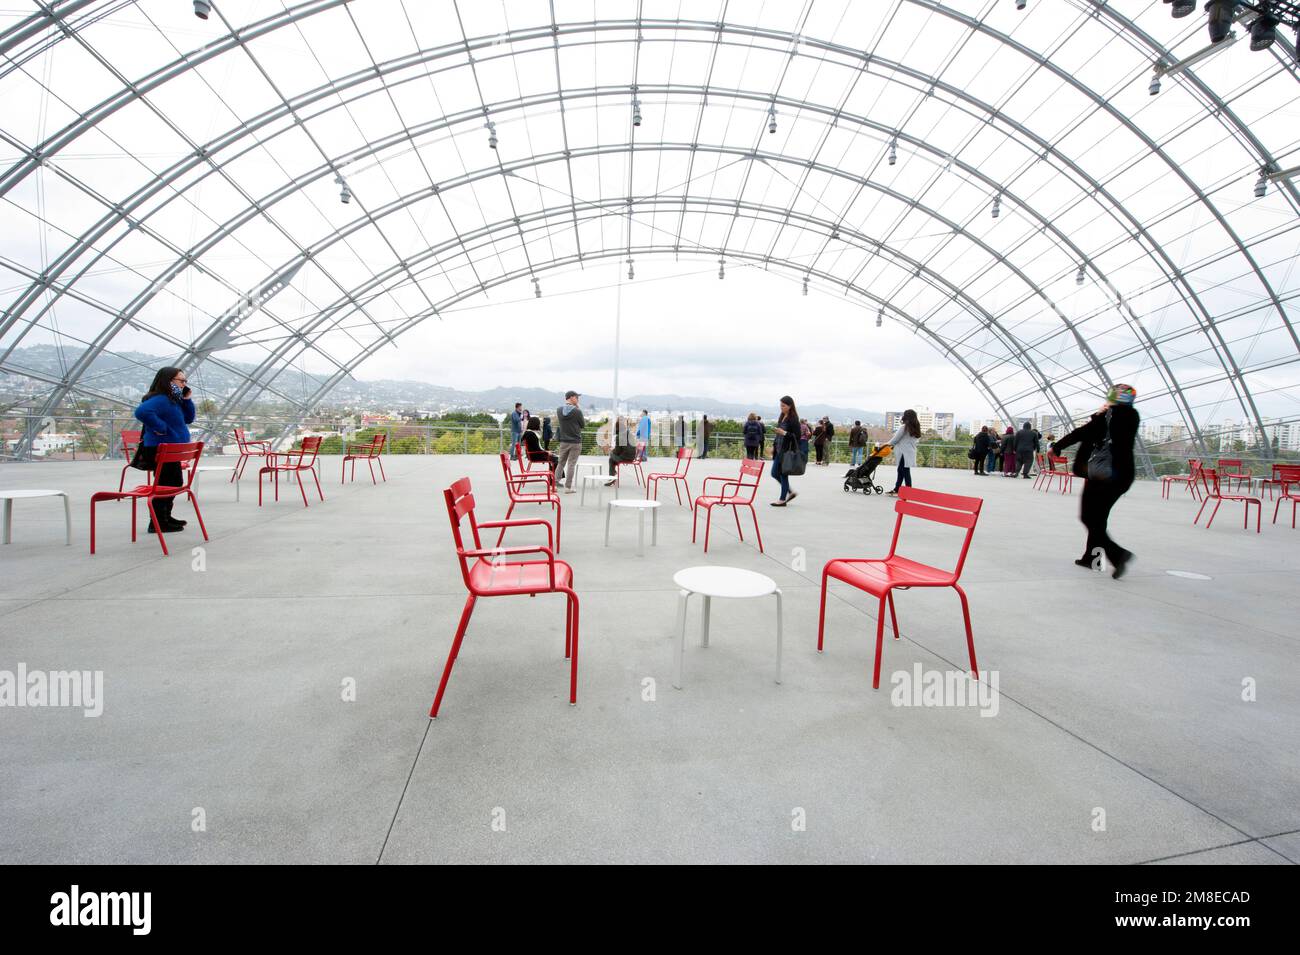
[134,366,196,533]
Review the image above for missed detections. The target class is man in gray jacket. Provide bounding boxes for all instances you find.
[555,390,585,492]
[1014,421,1039,478]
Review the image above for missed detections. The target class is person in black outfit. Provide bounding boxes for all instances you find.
[972,426,991,475]
[1052,384,1140,579]
[541,416,553,450]
[520,416,558,473]
[1014,421,1039,478]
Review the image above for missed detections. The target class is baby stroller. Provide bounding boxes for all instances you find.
[844,443,891,494]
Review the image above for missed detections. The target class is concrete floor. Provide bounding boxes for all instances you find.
[0,453,1296,864]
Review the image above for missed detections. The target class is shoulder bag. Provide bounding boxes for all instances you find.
[781,422,807,476]
[1086,410,1113,482]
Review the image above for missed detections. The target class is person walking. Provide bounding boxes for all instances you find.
[769,396,803,506]
[1052,385,1140,579]
[743,413,762,460]
[1014,421,1039,478]
[542,415,553,451]
[1000,426,1016,476]
[849,420,865,467]
[886,409,921,496]
[699,415,711,459]
[554,390,584,493]
[509,402,523,458]
[134,366,196,533]
[636,410,651,462]
[972,426,991,475]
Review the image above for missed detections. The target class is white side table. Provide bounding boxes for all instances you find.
[579,472,616,506]
[605,499,660,556]
[1,489,71,545]
[196,465,239,501]
[671,566,782,689]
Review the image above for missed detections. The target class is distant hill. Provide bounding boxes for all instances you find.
[0,345,884,424]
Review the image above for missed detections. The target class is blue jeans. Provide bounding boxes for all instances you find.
[893,455,912,491]
[770,455,791,499]
[851,446,863,467]
[986,451,997,473]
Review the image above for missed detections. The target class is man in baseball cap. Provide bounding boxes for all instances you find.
[554,390,585,492]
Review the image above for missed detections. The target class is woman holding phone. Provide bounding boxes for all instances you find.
[769,395,802,506]
[134,366,196,533]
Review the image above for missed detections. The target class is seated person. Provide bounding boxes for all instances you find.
[520,416,558,472]
[604,416,637,486]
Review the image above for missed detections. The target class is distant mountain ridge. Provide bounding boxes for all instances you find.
[0,345,884,424]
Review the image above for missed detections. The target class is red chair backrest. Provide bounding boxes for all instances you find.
[675,446,693,475]
[500,452,546,499]
[444,477,484,590]
[729,458,764,502]
[287,435,322,464]
[889,486,982,579]
[1275,464,1300,489]
[1049,454,1069,470]
[121,429,141,460]
[1217,458,1246,476]
[370,433,386,454]
[154,442,205,489]
[234,428,253,451]
[1197,467,1221,497]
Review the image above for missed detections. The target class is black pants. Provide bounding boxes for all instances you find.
[153,460,183,522]
[745,445,758,459]
[1079,478,1131,566]
[974,454,985,474]
[1018,451,1033,477]
[815,443,826,464]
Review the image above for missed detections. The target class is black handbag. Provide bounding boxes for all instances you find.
[780,431,807,476]
[1086,411,1113,482]
[129,439,157,471]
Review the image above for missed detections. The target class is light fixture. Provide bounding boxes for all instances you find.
[632,99,642,128]
[533,277,541,298]
[1167,0,1196,16]
[718,258,725,280]
[193,0,211,19]
[627,257,635,280]
[887,140,897,166]
[991,193,1001,218]
[1250,12,1279,50]
[1016,0,1027,10]
[876,308,883,328]
[802,276,809,296]
[768,105,777,135]
[1075,264,1086,286]
[486,120,498,150]
[335,176,351,205]
[1255,172,1268,198]
[1207,0,1238,43]
[1148,72,1161,95]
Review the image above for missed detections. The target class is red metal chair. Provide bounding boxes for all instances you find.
[646,446,694,508]
[232,427,271,482]
[1161,458,1202,500]
[1038,455,1073,494]
[117,429,143,492]
[259,436,325,507]
[430,477,578,717]
[1194,467,1260,533]
[514,441,557,492]
[1258,462,1296,501]
[91,441,209,556]
[613,444,646,488]
[499,453,561,551]
[1269,465,1300,528]
[692,458,764,553]
[342,433,387,484]
[818,486,982,689]
[1217,458,1253,493]
[1031,452,1048,490]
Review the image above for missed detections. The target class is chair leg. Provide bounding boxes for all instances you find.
[749,504,764,553]
[872,595,887,689]
[341,458,347,484]
[555,500,562,554]
[691,500,699,543]
[732,504,743,540]
[296,470,309,507]
[567,590,580,705]
[146,499,168,556]
[886,589,900,640]
[89,499,97,554]
[312,466,324,501]
[565,593,572,659]
[1194,498,1208,525]
[817,570,830,652]
[702,505,712,553]
[258,468,265,507]
[1274,497,1282,524]
[368,459,376,485]
[377,457,386,481]
[954,584,979,679]
[188,491,209,540]
[1206,500,1221,528]
[430,595,476,718]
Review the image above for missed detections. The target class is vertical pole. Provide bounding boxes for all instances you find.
[613,262,622,419]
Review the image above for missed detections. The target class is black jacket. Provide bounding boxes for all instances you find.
[1014,426,1039,456]
[521,430,552,462]
[973,431,991,455]
[1054,404,1139,485]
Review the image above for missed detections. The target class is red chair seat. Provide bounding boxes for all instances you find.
[824,555,954,593]
[469,558,573,593]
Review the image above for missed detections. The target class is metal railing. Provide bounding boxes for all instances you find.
[3,414,1294,479]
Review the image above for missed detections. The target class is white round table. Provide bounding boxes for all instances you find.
[604,499,660,556]
[671,566,783,689]
[0,489,71,545]
[579,472,618,506]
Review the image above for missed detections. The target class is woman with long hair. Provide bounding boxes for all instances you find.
[520,415,558,473]
[769,396,802,506]
[886,408,921,496]
[134,366,196,533]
